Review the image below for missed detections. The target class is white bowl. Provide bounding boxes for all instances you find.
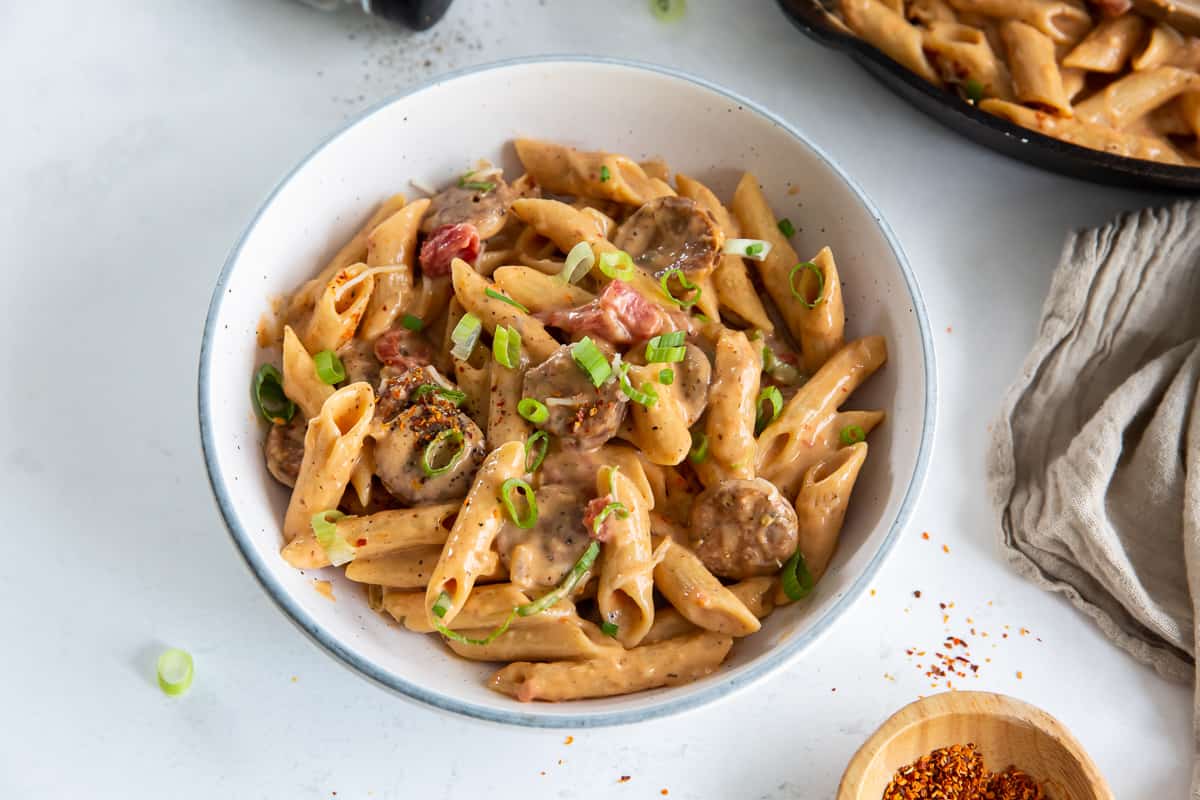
[199,57,936,727]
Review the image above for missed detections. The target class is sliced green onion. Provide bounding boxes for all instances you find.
[777,218,796,238]
[788,262,826,309]
[312,509,356,566]
[252,364,295,424]
[695,312,711,323]
[500,477,538,529]
[401,313,424,332]
[599,165,611,182]
[415,384,467,406]
[781,548,815,601]
[592,501,629,536]
[156,648,194,697]
[755,386,784,435]
[450,312,482,361]
[616,361,658,407]
[688,430,708,463]
[659,368,675,385]
[313,350,346,385]
[518,541,599,616]
[524,430,550,473]
[571,336,612,387]
[560,241,595,284]
[964,78,984,104]
[723,238,772,262]
[517,397,549,424]
[485,287,530,313]
[600,620,619,637]
[435,607,518,646]
[660,268,701,308]
[645,330,687,363]
[432,590,452,618]
[458,173,496,193]
[598,249,636,282]
[762,344,803,386]
[492,324,522,369]
[649,0,686,22]
[839,424,866,445]
[422,428,466,478]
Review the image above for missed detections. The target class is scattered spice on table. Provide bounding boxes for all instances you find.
[882,743,1047,799]
[618,775,631,783]
[563,735,574,745]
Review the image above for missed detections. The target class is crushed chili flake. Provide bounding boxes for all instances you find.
[563,735,574,745]
[921,532,930,540]
[618,775,631,783]
[913,590,922,598]
[987,766,1046,799]
[661,790,669,796]
[882,744,1049,800]
[942,544,950,554]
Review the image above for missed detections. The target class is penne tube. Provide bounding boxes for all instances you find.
[1074,66,1200,128]
[301,262,375,354]
[450,259,560,363]
[281,383,376,568]
[446,617,621,662]
[386,583,574,633]
[675,173,774,330]
[792,442,870,584]
[359,198,430,339]
[945,0,1091,43]
[1001,20,1072,114]
[1062,15,1146,73]
[513,139,669,205]
[653,537,761,636]
[731,176,845,373]
[326,502,459,560]
[627,363,693,466]
[705,328,762,482]
[493,265,594,313]
[841,0,943,84]
[281,325,334,421]
[908,0,958,25]
[756,336,887,498]
[1132,23,1183,71]
[348,440,373,508]
[642,577,778,644]
[489,631,733,702]
[1060,67,1087,102]
[425,441,526,627]
[923,22,1015,100]
[1181,92,1200,137]
[596,465,659,648]
[454,358,491,430]
[487,353,530,449]
[346,544,502,588]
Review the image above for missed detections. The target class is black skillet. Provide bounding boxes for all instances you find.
[775,0,1200,191]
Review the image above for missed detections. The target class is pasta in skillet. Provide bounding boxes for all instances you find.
[835,0,1200,165]
[252,140,888,702]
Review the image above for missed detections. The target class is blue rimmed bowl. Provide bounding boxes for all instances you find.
[199,57,936,727]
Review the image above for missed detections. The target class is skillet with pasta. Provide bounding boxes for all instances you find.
[253,139,888,702]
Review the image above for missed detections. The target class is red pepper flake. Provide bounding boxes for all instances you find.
[1016,671,1024,679]
[942,544,950,554]
[921,531,930,540]
[355,538,367,547]
[913,590,922,598]
[618,776,631,783]
[563,736,574,745]
[661,790,669,796]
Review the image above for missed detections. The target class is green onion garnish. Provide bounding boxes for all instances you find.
[450,312,482,361]
[645,330,687,363]
[659,368,675,385]
[599,165,611,182]
[414,384,467,406]
[755,386,783,435]
[571,337,612,387]
[156,648,194,697]
[485,287,530,313]
[432,590,452,618]
[560,241,594,284]
[458,173,496,193]
[781,548,815,601]
[964,78,984,104]
[500,477,538,529]
[660,268,701,308]
[524,430,550,473]
[435,607,518,646]
[312,509,356,566]
[839,424,866,445]
[519,541,599,616]
[688,430,708,463]
[252,364,295,424]
[788,262,826,309]
[313,350,346,385]
[401,313,424,332]
[600,620,619,637]
[723,238,772,262]
[616,361,658,407]
[777,218,796,238]
[649,0,686,22]
[592,501,629,536]
[422,428,467,478]
[761,344,803,385]
[598,250,636,282]
[517,397,549,424]
[492,324,522,369]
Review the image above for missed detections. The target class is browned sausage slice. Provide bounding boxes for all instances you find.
[688,478,799,580]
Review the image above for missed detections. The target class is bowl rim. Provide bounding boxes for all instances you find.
[197,54,938,728]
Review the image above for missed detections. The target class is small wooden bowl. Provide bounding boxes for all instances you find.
[838,692,1113,800]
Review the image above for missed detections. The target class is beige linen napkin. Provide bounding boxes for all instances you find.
[987,202,1200,789]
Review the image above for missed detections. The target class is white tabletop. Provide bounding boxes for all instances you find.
[2,1,1189,797]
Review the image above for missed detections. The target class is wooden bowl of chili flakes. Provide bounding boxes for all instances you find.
[838,691,1113,800]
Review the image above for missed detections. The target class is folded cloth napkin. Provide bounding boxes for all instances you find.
[987,201,1200,790]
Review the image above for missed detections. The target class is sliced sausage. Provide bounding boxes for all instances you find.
[421,178,515,240]
[688,478,799,580]
[674,343,712,426]
[375,364,458,423]
[522,344,627,452]
[495,484,592,589]
[337,337,382,388]
[538,280,675,345]
[612,196,723,278]
[265,416,306,488]
[373,402,486,505]
[419,223,481,277]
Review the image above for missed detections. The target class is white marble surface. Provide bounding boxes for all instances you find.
[0,1,1189,797]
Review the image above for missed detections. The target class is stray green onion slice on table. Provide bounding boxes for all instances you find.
[156,648,194,697]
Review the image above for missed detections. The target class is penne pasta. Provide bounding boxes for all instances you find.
[792,442,870,584]
[1002,20,1072,114]
[325,502,459,560]
[705,328,762,483]
[281,325,334,421]
[492,265,594,312]
[346,544,502,588]
[842,0,944,84]
[450,259,560,363]
[1062,15,1146,73]
[653,537,761,636]
[626,362,693,466]
[595,465,659,648]
[641,576,778,645]
[514,139,670,205]
[924,22,1015,100]
[301,262,375,354]
[944,0,1091,43]
[385,583,575,633]
[487,353,529,449]
[446,617,621,662]
[359,198,430,340]
[1073,66,1200,128]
